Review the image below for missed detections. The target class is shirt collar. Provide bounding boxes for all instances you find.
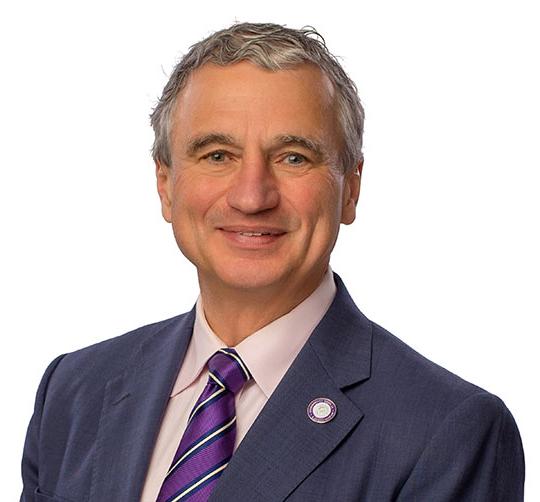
[170,266,336,398]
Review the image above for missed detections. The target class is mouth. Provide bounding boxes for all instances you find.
[218,226,287,247]
[219,226,286,236]
[232,231,280,237]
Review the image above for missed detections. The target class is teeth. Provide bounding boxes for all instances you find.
[238,232,270,236]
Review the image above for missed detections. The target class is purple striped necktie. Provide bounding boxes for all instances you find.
[156,348,252,502]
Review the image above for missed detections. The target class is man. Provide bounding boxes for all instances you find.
[21,22,524,502]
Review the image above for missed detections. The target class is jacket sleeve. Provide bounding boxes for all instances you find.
[396,391,525,501]
[20,354,66,502]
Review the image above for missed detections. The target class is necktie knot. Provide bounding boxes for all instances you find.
[207,348,251,395]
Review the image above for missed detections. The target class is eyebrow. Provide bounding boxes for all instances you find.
[185,132,329,162]
[186,133,238,157]
[275,134,326,161]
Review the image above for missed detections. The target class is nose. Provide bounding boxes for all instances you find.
[226,153,280,214]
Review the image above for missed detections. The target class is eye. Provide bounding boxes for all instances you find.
[202,150,228,163]
[284,152,308,166]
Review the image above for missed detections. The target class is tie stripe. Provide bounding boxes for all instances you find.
[166,457,231,502]
[208,369,228,388]
[208,371,225,388]
[187,384,225,422]
[156,348,251,502]
[165,416,236,478]
[218,348,251,380]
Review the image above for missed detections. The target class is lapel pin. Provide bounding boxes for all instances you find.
[307,397,337,423]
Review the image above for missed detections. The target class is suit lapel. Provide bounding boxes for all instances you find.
[90,309,195,502]
[210,273,373,501]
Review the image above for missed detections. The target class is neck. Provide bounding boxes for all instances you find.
[198,268,328,346]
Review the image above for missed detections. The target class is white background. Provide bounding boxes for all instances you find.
[1,0,538,499]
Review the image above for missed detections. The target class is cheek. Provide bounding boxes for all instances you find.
[285,173,343,234]
[170,173,221,225]
[169,174,225,262]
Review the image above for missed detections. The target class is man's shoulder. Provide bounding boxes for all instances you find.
[67,312,186,357]
[364,319,507,426]
[329,274,491,406]
[327,273,502,414]
[48,311,190,387]
[356,321,524,500]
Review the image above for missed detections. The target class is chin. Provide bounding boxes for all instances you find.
[215,263,291,291]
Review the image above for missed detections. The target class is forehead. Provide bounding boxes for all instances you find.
[170,61,338,145]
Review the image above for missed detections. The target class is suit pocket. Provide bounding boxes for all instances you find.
[34,487,74,502]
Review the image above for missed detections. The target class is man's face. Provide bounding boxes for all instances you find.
[157,61,361,294]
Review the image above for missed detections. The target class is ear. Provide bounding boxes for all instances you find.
[156,160,173,223]
[340,159,363,225]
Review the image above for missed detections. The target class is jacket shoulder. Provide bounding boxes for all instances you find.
[351,319,524,491]
[46,312,190,390]
[370,320,486,400]
[365,319,506,422]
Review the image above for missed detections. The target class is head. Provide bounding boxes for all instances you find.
[151,22,364,175]
[152,23,365,298]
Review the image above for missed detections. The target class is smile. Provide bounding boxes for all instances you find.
[237,232,275,237]
[219,226,286,235]
[218,228,286,248]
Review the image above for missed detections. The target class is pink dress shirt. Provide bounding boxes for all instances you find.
[140,266,336,501]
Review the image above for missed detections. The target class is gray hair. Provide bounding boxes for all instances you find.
[150,22,364,173]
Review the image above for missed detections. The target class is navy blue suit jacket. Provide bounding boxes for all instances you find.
[21,273,525,501]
